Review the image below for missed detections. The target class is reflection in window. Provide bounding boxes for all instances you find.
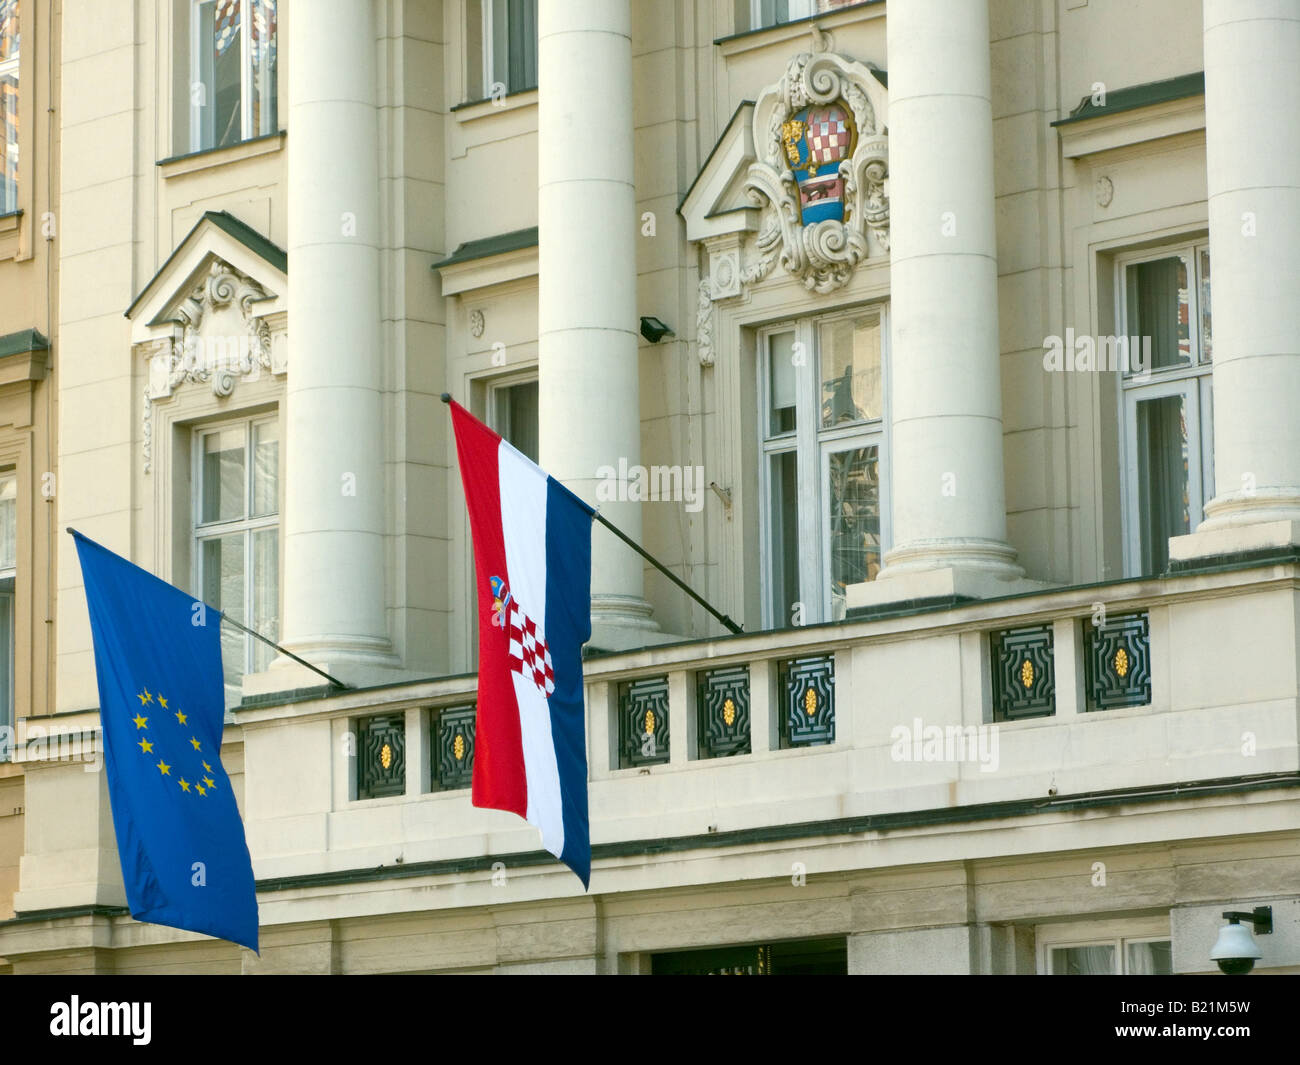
[466,0,537,100]
[0,0,18,214]
[189,0,277,153]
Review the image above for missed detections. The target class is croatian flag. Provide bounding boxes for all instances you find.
[448,399,592,887]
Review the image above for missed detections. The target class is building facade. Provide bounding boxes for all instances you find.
[2,0,1300,974]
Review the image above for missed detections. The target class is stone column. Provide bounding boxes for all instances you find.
[537,0,660,647]
[854,0,1026,610]
[279,0,396,677]
[1186,1,1300,545]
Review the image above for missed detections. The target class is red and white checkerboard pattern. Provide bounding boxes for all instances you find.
[507,608,555,698]
[805,106,850,166]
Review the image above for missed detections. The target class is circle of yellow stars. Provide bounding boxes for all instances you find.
[134,688,217,797]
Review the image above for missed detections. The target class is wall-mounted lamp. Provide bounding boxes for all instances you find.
[1209,906,1272,975]
[640,316,675,343]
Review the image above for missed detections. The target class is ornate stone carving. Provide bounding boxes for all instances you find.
[696,277,715,367]
[141,258,281,473]
[469,308,485,338]
[743,51,889,293]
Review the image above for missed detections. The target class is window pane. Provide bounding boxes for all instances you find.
[0,0,17,62]
[1136,394,1190,575]
[1198,248,1212,364]
[819,313,882,427]
[495,381,539,463]
[202,532,246,688]
[1,72,16,215]
[1126,940,1172,975]
[1126,256,1192,373]
[828,446,880,614]
[466,0,484,98]
[769,451,799,625]
[251,527,278,672]
[0,475,15,573]
[768,331,797,436]
[1051,944,1116,975]
[197,0,243,150]
[0,583,12,747]
[201,427,247,524]
[252,420,279,517]
[249,0,277,138]
[506,0,537,91]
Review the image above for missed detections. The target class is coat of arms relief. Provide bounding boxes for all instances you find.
[683,46,890,366]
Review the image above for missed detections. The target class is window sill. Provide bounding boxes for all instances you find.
[157,131,286,179]
[715,1,884,57]
[0,209,21,236]
[451,87,538,124]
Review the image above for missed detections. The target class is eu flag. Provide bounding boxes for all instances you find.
[71,530,259,952]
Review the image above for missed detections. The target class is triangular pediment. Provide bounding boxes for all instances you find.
[127,211,287,346]
[680,101,761,243]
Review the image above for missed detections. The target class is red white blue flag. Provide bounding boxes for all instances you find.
[448,400,592,887]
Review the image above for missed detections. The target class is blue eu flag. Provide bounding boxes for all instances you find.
[71,530,259,952]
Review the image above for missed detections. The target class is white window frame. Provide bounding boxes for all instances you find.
[188,0,276,154]
[480,0,537,97]
[1115,241,1213,577]
[758,306,891,628]
[750,0,814,30]
[192,415,279,685]
[0,0,19,214]
[1036,916,1173,974]
[0,471,14,752]
[487,372,540,461]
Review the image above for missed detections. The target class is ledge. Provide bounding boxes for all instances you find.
[157,131,286,179]
[1053,72,1205,159]
[0,328,49,385]
[0,209,20,236]
[432,226,539,296]
[450,87,538,123]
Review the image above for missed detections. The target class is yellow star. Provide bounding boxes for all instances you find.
[202,761,212,773]
[189,737,202,750]
[196,783,206,796]
[203,776,215,790]
[156,759,171,776]
[132,713,147,729]
[175,710,187,725]
[137,689,153,705]
[157,695,168,710]
[138,737,153,754]
[179,778,190,792]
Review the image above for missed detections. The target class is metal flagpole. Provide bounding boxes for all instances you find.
[216,612,348,689]
[441,394,744,636]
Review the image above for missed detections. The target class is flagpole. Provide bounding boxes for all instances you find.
[216,612,348,689]
[441,394,744,636]
[65,528,348,690]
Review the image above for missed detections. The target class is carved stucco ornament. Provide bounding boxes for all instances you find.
[142,259,278,473]
[743,49,890,295]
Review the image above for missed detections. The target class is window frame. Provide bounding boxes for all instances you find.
[191,414,280,687]
[0,0,19,215]
[1115,240,1213,577]
[476,0,538,99]
[749,0,813,30]
[187,0,277,155]
[1035,916,1173,975]
[0,470,14,750]
[757,305,891,628]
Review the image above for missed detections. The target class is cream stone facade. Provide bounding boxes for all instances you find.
[2,0,1300,975]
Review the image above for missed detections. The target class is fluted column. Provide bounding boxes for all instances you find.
[1196,0,1300,532]
[537,0,660,646]
[280,0,396,673]
[858,0,1024,607]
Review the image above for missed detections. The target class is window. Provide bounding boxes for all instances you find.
[466,0,537,100]
[0,474,13,752]
[1048,938,1172,975]
[743,0,861,32]
[188,0,277,153]
[1118,243,1213,576]
[760,308,888,627]
[491,378,539,462]
[193,417,279,701]
[0,0,18,213]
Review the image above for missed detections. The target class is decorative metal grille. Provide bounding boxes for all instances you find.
[779,654,835,748]
[432,705,476,792]
[990,624,1056,720]
[618,676,670,768]
[1084,611,1151,710]
[697,666,751,758]
[356,713,405,799]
